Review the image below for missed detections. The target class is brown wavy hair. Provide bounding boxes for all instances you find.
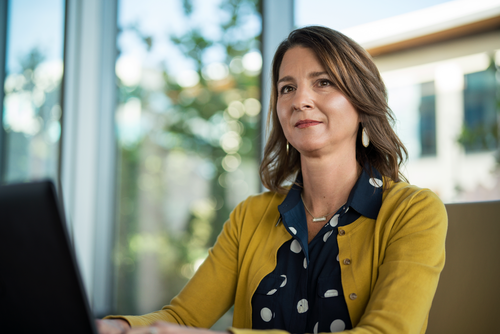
[259,26,408,194]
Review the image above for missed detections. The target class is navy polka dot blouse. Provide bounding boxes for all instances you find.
[252,168,383,333]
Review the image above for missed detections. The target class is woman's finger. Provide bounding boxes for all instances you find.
[126,326,162,334]
[96,319,128,334]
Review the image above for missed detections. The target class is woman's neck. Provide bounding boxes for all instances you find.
[300,150,361,218]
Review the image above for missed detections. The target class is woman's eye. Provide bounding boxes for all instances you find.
[280,86,294,94]
[318,79,331,87]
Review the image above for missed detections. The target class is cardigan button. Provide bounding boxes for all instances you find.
[338,229,345,236]
[349,293,357,300]
[343,258,351,265]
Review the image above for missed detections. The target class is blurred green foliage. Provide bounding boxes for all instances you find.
[2,48,62,183]
[114,0,261,316]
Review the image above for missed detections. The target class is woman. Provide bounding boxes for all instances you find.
[99,26,447,334]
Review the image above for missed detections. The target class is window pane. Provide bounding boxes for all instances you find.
[419,82,437,157]
[2,0,65,183]
[113,0,262,328]
[460,68,498,153]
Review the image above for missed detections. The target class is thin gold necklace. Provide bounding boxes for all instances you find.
[301,194,344,222]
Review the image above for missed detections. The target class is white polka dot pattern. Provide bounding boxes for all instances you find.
[369,177,383,188]
[290,239,302,253]
[324,289,338,298]
[267,289,277,295]
[323,230,333,242]
[330,319,346,332]
[280,275,287,287]
[329,214,339,227]
[297,299,308,313]
[251,169,382,331]
[261,308,272,322]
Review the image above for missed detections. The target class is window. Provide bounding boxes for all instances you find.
[419,82,437,157]
[460,67,498,153]
[1,0,65,184]
[113,0,262,327]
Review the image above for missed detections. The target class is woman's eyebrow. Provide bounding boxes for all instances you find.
[278,71,329,85]
[277,75,293,85]
[309,71,328,78]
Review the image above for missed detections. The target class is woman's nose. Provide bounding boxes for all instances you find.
[292,87,314,111]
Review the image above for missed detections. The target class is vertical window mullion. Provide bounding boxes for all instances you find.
[260,0,293,184]
[0,0,8,183]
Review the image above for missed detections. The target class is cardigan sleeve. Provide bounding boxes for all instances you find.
[105,199,246,328]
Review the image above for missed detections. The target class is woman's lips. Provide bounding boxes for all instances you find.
[295,119,322,129]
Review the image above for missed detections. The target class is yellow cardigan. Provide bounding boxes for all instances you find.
[109,179,447,334]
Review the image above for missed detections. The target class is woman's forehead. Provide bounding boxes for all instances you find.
[278,47,327,79]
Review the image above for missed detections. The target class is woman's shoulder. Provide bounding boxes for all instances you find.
[229,190,288,236]
[237,190,287,211]
[381,178,447,222]
[230,191,287,226]
[383,178,442,203]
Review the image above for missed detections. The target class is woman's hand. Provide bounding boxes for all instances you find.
[126,322,228,334]
[96,319,131,334]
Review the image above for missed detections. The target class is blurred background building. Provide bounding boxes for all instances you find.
[0,0,498,329]
[353,1,500,202]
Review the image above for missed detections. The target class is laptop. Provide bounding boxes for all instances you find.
[0,180,98,333]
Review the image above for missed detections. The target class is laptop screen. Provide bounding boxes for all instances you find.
[0,180,97,333]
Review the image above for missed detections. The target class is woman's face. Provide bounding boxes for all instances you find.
[276,46,359,158]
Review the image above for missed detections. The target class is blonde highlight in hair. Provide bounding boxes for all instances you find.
[260,26,408,193]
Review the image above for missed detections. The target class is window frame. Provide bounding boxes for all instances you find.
[0,0,8,181]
